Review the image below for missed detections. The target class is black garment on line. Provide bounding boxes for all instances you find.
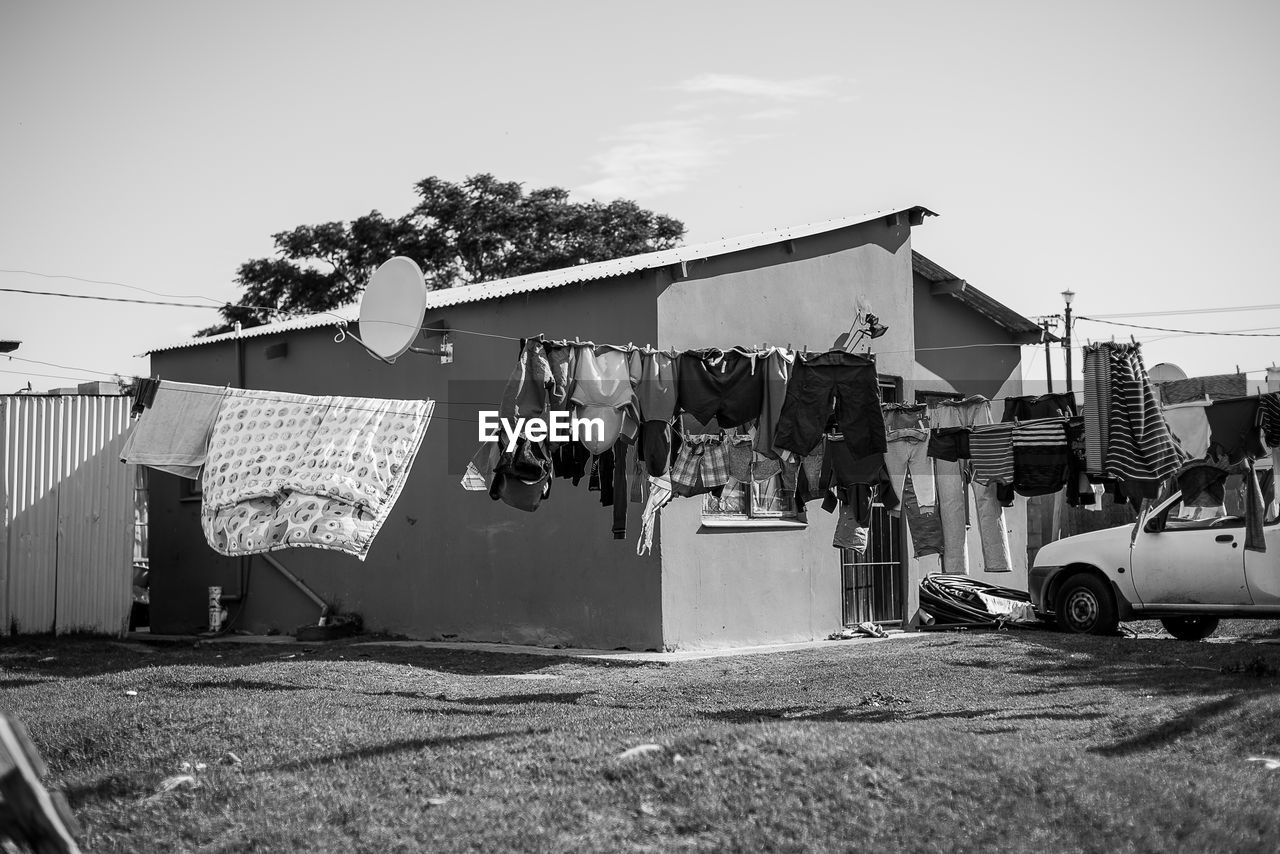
[927,426,970,461]
[131,377,160,416]
[552,441,591,485]
[774,350,887,459]
[638,420,673,477]
[1064,416,1096,507]
[1002,392,1077,422]
[676,348,765,429]
[1206,397,1266,464]
[820,440,898,524]
[612,437,630,539]
[1012,420,1070,498]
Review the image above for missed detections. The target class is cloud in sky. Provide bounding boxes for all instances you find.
[741,107,799,122]
[579,119,720,199]
[675,73,847,101]
[580,73,851,199]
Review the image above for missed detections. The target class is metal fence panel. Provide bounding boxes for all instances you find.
[0,396,135,635]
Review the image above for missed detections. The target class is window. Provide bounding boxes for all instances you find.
[703,466,800,526]
[878,375,902,404]
[1148,497,1238,532]
[915,390,963,407]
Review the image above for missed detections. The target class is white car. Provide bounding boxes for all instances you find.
[1029,490,1280,639]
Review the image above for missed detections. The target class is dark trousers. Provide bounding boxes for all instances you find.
[774,351,886,459]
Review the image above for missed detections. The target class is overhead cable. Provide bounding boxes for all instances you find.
[1075,316,1280,337]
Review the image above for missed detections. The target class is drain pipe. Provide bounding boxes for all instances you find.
[261,554,331,625]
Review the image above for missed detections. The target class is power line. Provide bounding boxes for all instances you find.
[1075,316,1280,337]
[0,286,215,309]
[2,283,526,342]
[1087,303,1280,319]
[0,268,229,302]
[6,354,127,379]
[0,367,105,383]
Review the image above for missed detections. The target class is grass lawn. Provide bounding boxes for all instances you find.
[3,622,1280,853]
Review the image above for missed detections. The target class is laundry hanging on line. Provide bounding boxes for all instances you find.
[121,379,434,561]
[463,337,895,554]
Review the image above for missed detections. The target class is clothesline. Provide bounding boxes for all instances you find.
[4,352,1267,421]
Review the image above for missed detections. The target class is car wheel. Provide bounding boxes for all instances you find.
[1160,616,1219,641]
[1055,573,1119,635]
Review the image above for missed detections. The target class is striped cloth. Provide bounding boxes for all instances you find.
[1012,419,1069,496]
[1261,392,1280,449]
[970,423,1014,486]
[1082,345,1110,474]
[1104,344,1181,482]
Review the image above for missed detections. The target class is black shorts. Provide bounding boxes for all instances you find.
[676,349,765,428]
[927,426,971,461]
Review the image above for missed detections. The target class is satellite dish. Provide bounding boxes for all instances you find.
[358,257,427,362]
[1148,362,1188,384]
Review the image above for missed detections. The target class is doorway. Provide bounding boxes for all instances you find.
[841,503,906,625]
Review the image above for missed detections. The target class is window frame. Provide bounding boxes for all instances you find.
[701,470,806,528]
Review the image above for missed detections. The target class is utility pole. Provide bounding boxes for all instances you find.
[1041,318,1055,393]
[1061,290,1075,394]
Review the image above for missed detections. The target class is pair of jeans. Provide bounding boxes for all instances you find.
[928,396,1010,573]
[774,351,886,458]
[901,477,943,558]
[885,428,935,508]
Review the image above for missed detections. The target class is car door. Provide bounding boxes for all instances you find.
[1243,511,1280,607]
[1130,495,1252,606]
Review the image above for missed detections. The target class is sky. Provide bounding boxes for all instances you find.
[3,0,1279,394]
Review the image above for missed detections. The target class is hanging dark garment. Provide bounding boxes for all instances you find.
[1001,392,1077,422]
[1206,397,1266,464]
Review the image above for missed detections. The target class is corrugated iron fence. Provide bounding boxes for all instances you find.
[0,395,135,635]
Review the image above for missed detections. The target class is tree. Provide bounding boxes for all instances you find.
[199,174,686,335]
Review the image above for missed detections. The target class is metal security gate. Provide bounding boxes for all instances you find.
[841,503,905,625]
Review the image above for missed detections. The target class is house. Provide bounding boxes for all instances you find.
[146,207,1044,650]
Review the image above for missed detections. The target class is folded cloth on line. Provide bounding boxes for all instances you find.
[119,380,231,479]
[201,389,433,561]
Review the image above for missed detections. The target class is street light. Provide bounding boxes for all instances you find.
[1061,290,1075,393]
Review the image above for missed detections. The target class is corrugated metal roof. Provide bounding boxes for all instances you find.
[911,251,1045,338]
[151,206,936,353]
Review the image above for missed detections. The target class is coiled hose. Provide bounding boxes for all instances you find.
[917,574,1038,630]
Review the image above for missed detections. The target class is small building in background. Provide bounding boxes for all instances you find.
[145,208,1044,650]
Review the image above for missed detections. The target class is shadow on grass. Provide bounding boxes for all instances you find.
[703,704,1107,726]
[0,677,53,689]
[264,728,549,773]
[181,678,310,692]
[994,632,1280,700]
[323,646,660,676]
[1092,695,1245,757]
[62,773,149,809]
[448,691,594,707]
[0,636,661,682]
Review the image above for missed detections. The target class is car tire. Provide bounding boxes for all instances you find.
[1055,573,1119,636]
[1160,616,1219,641]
